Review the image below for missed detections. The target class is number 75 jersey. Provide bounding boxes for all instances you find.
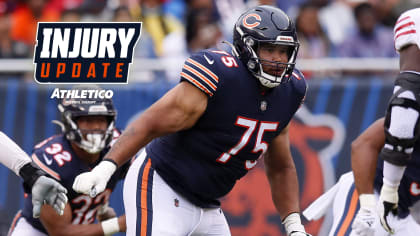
[146,49,307,208]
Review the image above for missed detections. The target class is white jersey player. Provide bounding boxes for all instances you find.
[377,7,420,234]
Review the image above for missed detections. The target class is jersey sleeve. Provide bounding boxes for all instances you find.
[180,51,220,97]
[30,141,65,181]
[394,8,420,52]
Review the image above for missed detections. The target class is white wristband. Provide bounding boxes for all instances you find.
[283,213,305,235]
[359,194,376,209]
[94,160,117,177]
[101,217,120,236]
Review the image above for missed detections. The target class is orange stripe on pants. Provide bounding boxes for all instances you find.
[337,189,359,236]
[140,158,152,236]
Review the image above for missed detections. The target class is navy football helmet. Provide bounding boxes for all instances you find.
[55,86,116,154]
[233,5,299,88]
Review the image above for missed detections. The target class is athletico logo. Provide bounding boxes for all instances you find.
[33,23,141,84]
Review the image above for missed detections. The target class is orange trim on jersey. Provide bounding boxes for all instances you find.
[183,64,217,90]
[7,210,22,236]
[337,189,359,236]
[395,30,417,40]
[140,158,152,236]
[181,72,213,96]
[186,58,219,82]
[31,154,61,180]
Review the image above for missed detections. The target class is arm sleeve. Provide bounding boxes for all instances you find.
[393,8,420,52]
[0,131,31,176]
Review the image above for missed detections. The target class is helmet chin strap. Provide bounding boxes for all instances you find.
[257,65,287,88]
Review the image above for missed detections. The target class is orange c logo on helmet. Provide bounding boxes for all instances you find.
[242,13,261,29]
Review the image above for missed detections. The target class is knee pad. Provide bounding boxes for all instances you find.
[381,72,420,166]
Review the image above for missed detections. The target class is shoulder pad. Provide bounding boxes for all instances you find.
[291,69,307,102]
[31,136,73,181]
[180,50,222,97]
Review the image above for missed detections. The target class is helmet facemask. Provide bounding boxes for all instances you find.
[56,102,116,154]
[244,37,299,88]
[75,120,115,154]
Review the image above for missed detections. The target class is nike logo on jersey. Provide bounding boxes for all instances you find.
[204,54,214,65]
[410,182,420,196]
[43,153,53,165]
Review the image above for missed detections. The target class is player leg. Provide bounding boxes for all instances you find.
[189,208,231,236]
[123,150,201,236]
[8,211,47,236]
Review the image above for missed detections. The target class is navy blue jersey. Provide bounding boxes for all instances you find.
[375,141,420,218]
[21,130,131,234]
[147,49,307,207]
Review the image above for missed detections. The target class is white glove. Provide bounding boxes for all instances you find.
[32,176,68,218]
[377,183,398,234]
[351,194,376,236]
[283,213,311,236]
[72,160,117,197]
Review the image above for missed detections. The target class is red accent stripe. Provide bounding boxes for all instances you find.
[180,72,213,96]
[183,64,217,90]
[292,72,301,80]
[395,30,417,40]
[396,16,410,24]
[187,58,219,82]
[31,154,61,180]
[395,21,415,34]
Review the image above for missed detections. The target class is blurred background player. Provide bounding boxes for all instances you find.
[376,7,420,234]
[0,131,67,218]
[9,87,130,236]
[73,5,310,236]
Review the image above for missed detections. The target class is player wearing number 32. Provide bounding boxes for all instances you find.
[73,5,310,236]
[9,91,131,236]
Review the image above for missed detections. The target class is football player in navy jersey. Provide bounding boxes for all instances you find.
[73,5,310,236]
[9,90,130,236]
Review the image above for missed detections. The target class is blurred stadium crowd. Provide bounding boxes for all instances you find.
[0,0,419,81]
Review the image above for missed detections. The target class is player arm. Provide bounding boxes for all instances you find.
[104,81,208,167]
[40,204,125,236]
[351,118,385,195]
[399,44,420,72]
[264,124,300,219]
[0,131,32,176]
